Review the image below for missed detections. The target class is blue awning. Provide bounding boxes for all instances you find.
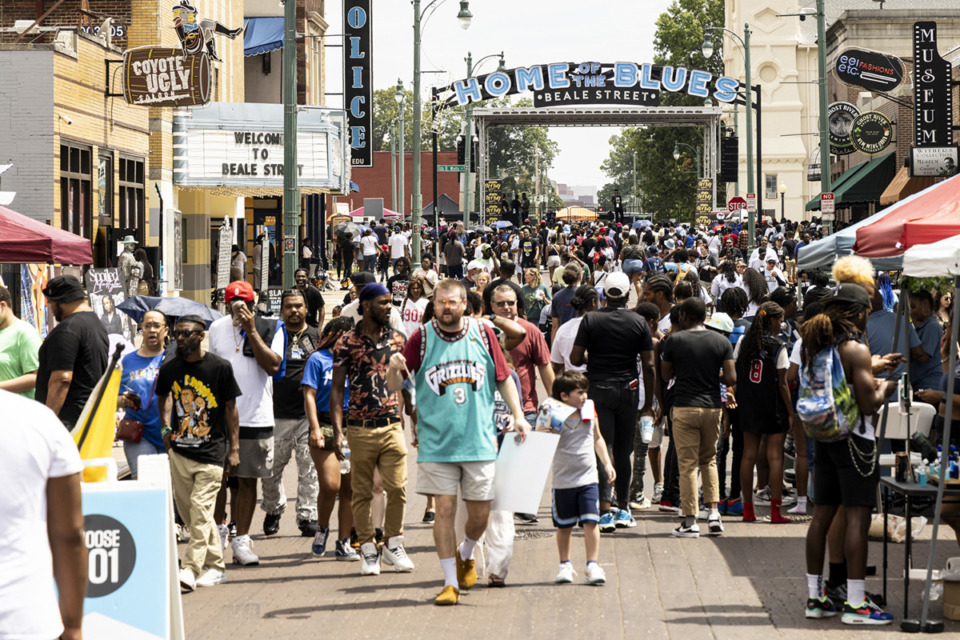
[244,17,284,57]
[349,181,359,193]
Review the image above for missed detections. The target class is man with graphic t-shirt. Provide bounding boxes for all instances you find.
[519,230,540,273]
[387,258,412,306]
[157,314,242,592]
[388,278,530,606]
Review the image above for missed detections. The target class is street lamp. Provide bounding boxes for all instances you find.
[395,79,405,216]
[463,51,505,226]
[673,141,702,179]
[779,182,786,223]
[411,0,472,269]
[704,23,755,248]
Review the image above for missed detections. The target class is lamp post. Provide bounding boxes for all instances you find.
[410,0,472,269]
[390,124,397,211]
[703,24,754,248]
[281,0,298,288]
[778,183,786,223]
[632,150,638,213]
[673,142,702,179]
[395,79,405,216]
[463,51,505,227]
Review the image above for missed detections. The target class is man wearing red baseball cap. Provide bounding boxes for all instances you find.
[208,280,284,566]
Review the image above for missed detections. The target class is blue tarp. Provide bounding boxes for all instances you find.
[244,17,284,57]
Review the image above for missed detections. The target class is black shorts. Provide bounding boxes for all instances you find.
[813,435,879,507]
[552,483,600,529]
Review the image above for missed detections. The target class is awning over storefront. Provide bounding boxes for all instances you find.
[805,152,896,211]
[244,17,284,57]
[879,166,936,206]
[0,205,92,264]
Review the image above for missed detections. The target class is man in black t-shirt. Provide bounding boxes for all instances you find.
[157,314,242,591]
[570,272,655,530]
[519,230,539,272]
[387,258,411,306]
[659,298,736,539]
[295,269,325,328]
[261,290,322,538]
[35,275,108,429]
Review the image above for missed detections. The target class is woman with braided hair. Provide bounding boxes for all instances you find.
[741,267,768,321]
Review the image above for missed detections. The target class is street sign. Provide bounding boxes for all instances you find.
[728,196,746,213]
[822,213,836,221]
[745,193,757,213]
[438,164,465,172]
[821,192,835,214]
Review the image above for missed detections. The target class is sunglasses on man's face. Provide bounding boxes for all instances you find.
[494,300,516,308]
[173,329,202,338]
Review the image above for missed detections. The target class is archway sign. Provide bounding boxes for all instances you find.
[434,62,742,225]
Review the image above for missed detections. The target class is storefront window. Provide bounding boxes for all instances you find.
[119,156,144,240]
[98,154,113,225]
[765,174,778,200]
[60,143,92,239]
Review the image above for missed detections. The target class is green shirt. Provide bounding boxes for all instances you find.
[0,319,42,398]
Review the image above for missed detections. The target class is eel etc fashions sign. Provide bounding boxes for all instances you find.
[439,62,742,110]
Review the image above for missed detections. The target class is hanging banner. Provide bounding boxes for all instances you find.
[343,0,373,167]
[836,48,904,93]
[913,21,954,149]
[694,178,713,225]
[484,179,502,223]
[828,102,859,156]
[849,111,893,155]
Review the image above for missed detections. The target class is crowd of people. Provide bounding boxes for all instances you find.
[11,211,960,638]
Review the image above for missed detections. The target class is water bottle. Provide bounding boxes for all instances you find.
[918,461,928,487]
[340,440,351,475]
[640,415,655,444]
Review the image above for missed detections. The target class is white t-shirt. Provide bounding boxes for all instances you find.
[207,315,285,428]
[399,297,429,338]
[551,316,587,373]
[388,234,408,260]
[0,391,82,640]
[658,313,672,336]
[360,235,379,257]
[340,299,407,337]
[302,245,313,260]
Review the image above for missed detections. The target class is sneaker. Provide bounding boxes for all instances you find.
[584,563,606,585]
[217,524,229,551]
[726,498,744,516]
[658,500,681,514]
[806,596,840,619]
[350,528,360,550]
[360,542,380,576]
[555,562,577,584]
[231,535,259,566]
[672,521,700,538]
[422,510,436,523]
[382,536,415,572]
[263,512,281,536]
[754,487,772,506]
[787,502,807,516]
[598,512,616,533]
[336,538,360,561]
[178,567,196,592]
[195,568,227,588]
[628,494,651,511]
[718,499,729,515]
[614,509,637,528]
[825,584,847,609]
[514,512,539,525]
[298,519,318,537]
[841,600,894,625]
[707,515,724,535]
[651,482,664,504]
[456,549,477,590]
[784,468,797,484]
[312,526,330,557]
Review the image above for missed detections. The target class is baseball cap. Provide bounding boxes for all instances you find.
[42,275,86,303]
[604,272,631,298]
[823,283,870,309]
[225,280,255,303]
[350,271,376,286]
[770,286,796,307]
[467,260,485,272]
[705,312,734,335]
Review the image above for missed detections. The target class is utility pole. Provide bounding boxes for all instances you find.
[632,150,637,213]
[815,0,832,234]
[281,0,299,289]
[463,52,474,223]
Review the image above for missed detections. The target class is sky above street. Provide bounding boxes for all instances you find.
[326,0,674,192]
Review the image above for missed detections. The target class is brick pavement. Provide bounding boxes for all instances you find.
[181,428,960,640]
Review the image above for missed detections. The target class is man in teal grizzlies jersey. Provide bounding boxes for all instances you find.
[389,278,530,607]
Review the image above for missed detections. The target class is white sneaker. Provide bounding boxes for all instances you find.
[195,568,227,587]
[787,503,807,515]
[381,536,415,572]
[360,542,381,576]
[652,482,664,504]
[178,567,196,592]
[584,563,606,585]
[556,562,577,583]
[708,515,724,535]
[231,534,260,566]
[218,524,229,551]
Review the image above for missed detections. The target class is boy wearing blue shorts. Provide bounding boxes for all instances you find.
[545,371,616,585]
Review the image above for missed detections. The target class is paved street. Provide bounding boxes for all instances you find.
[180,428,960,639]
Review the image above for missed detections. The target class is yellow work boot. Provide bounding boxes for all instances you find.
[456,549,477,590]
[435,584,460,606]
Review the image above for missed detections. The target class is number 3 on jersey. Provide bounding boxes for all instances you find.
[452,387,466,404]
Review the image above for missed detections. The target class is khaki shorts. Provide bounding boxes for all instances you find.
[237,436,274,478]
[417,460,496,501]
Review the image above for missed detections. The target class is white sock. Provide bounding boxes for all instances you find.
[708,508,720,519]
[796,496,807,509]
[459,536,478,561]
[807,573,823,599]
[440,557,458,588]
[847,578,865,606]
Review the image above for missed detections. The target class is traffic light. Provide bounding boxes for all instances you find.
[456,136,465,165]
[720,136,738,183]
[470,138,478,173]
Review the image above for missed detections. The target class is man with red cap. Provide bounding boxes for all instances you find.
[208,281,284,566]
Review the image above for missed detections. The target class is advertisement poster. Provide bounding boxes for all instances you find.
[173,211,184,291]
[20,264,48,338]
[484,179,502,223]
[85,268,132,340]
[215,218,232,290]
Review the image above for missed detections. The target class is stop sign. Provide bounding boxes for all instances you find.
[728,196,747,212]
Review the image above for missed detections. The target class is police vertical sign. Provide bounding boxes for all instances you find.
[344,0,372,167]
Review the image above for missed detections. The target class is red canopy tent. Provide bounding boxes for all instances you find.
[348,206,402,218]
[853,173,960,257]
[0,205,93,264]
